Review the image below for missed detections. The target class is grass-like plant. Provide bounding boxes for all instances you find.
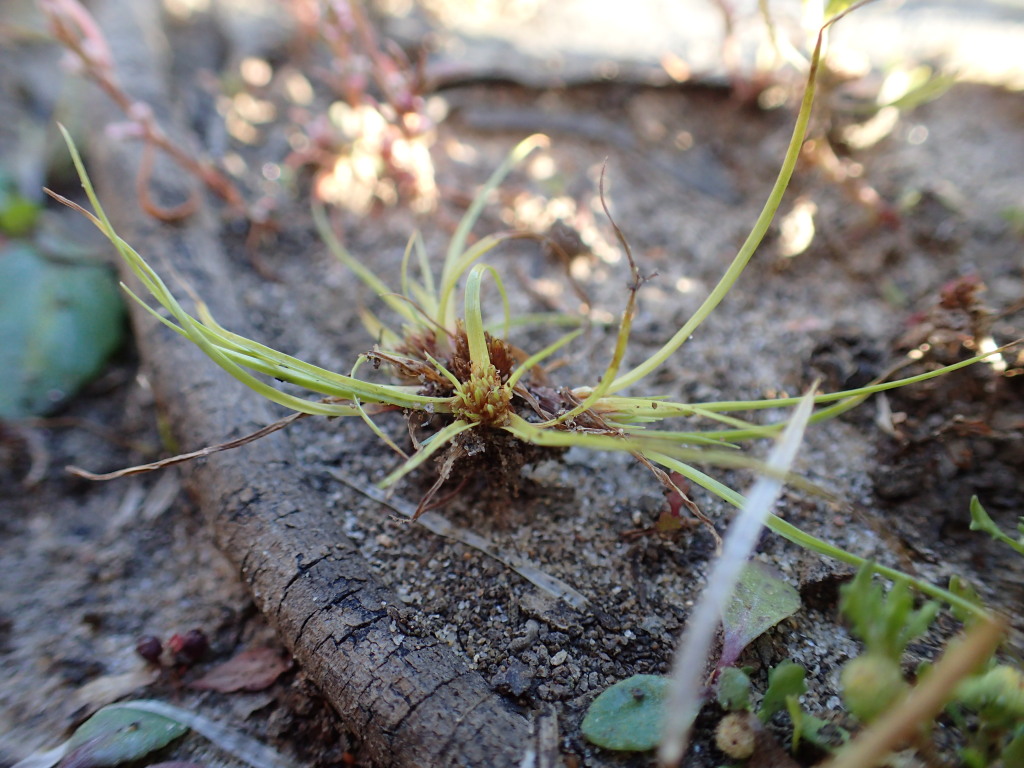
[50,2,1007,615]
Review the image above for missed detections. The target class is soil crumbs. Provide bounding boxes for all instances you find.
[3,12,1024,768]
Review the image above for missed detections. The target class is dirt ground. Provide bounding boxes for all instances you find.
[2,2,1023,767]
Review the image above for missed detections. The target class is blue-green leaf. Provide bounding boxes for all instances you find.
[581,674,669,752]
[59,707,188,768]
[0,240,124,418]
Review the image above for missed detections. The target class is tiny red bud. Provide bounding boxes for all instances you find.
[168,629,208,666]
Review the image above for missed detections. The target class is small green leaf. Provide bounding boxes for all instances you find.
[883,67,955,112]
[969,496,1024,557]
[59,707,188,767]
[970,495,1002,536]
[960,746,987,768]
[759,661,806,723]
[839,565,939,660]
[786,699,836,753]
[716,667,752,712]
[954,665,1024,728]
[581,674,669,752]
[0,241,124,418]
[720,562,801,668]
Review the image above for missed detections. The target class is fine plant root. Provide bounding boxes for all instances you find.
[66,411,310,480]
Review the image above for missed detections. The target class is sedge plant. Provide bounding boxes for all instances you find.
[51,1,1007,618]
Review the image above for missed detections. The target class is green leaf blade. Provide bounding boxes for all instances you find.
[720,562,801,668]
[60,708,188,768]
[759,661,807,723]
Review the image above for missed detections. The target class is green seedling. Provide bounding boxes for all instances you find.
[837,565,939,724]
[714,662,837,759]
[583,558,806,754]
[720,562,801,670]
[949,663,1024,766]
[833,547,1020,764]
[717,666,754,712]
[839,565,941,662]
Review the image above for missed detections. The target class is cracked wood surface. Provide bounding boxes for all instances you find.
[80,1,529,764]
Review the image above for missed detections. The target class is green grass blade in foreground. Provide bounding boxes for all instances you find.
[441,135,547,314]
[649,452,989,621]
[659,388,817,767]
[507,328,584,389]
[313,202,421,328]
[504,415,807,487]
[463,264,491,365]
[607,12,830,396]
[349,355,410,458]
[437,233,510,331]
[191,298,449,408]
[462,264,510,366]
[378,419,476,488]
[601,346,1019,442]
[58,126,445,416]
[677,348,1019,413]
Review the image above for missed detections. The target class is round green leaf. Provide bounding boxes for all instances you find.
[716,666,752,712]
[0,241,124,418]
[581,674,668,751]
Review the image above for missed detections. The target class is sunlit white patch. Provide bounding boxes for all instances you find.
[978,335,1007,373]
[778,198,817,257]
